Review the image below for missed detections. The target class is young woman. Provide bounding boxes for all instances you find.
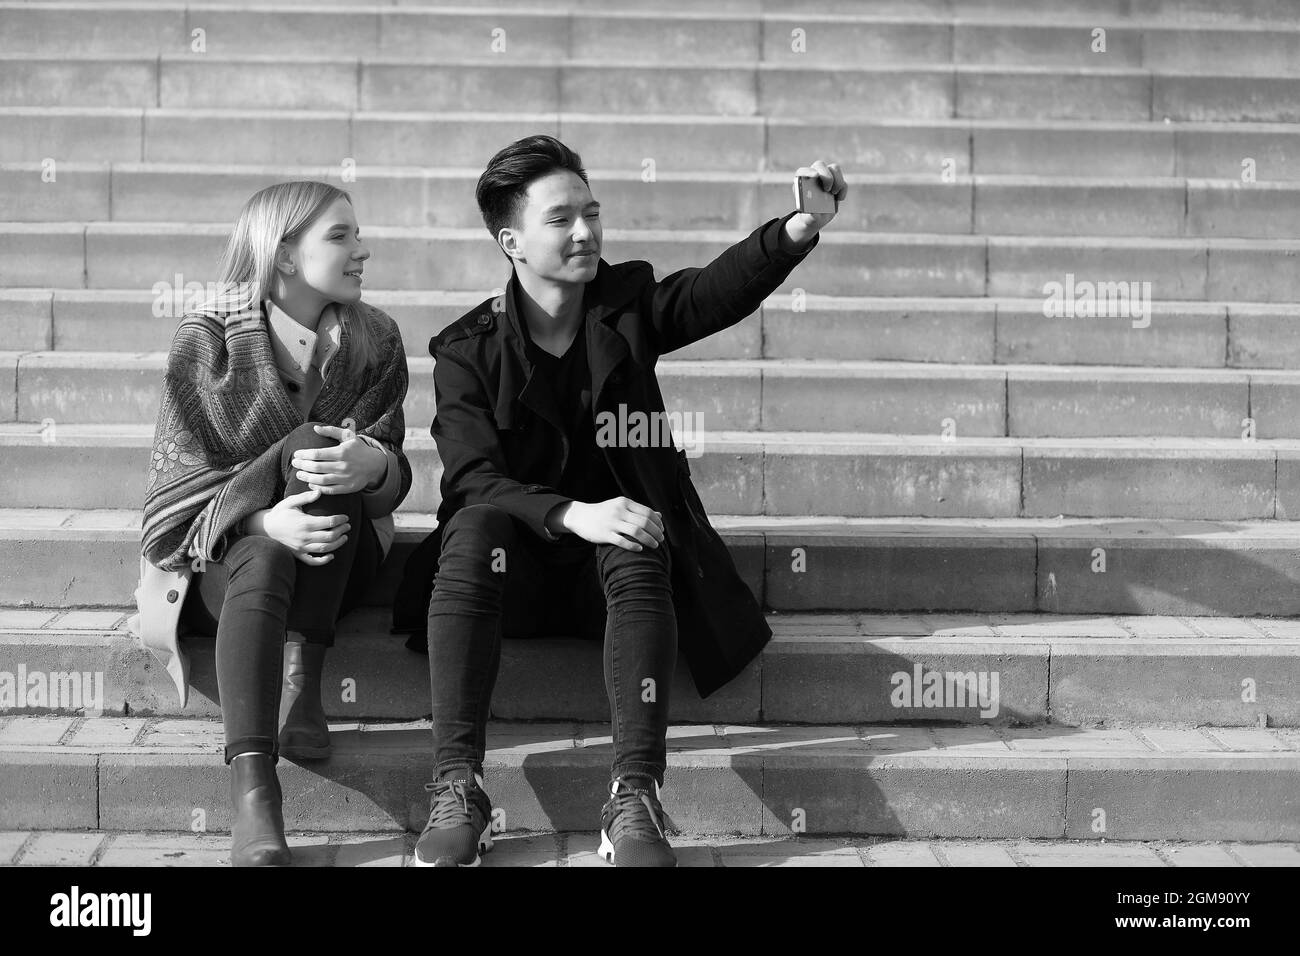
[135,181,411,866]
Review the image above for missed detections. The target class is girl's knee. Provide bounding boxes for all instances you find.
[228,534,297,578]
[285,421,334,456]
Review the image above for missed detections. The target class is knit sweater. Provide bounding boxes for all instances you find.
[142,298,410,573]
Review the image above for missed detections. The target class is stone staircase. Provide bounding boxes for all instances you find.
[2,0,1300,853]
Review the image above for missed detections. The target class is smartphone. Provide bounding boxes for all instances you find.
[794,171,838,215]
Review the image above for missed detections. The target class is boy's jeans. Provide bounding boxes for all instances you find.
[427,503,677,786]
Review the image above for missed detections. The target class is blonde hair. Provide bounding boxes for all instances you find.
[198,181,380,384]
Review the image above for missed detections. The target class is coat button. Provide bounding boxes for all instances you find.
[477,315,490,326]
[166,589,179,603]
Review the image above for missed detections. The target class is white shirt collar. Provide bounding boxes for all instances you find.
[264,299,343,380]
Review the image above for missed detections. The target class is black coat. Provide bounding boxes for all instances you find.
[391,213,819,697]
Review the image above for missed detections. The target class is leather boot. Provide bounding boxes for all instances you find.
[230,753,291,867]
[278,641,331,760]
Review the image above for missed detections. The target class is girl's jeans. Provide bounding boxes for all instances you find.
[181,421,381,763]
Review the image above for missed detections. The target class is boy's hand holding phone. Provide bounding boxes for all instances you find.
[783,160,848,253]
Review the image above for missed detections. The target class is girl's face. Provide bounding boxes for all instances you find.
[284,196,370,306]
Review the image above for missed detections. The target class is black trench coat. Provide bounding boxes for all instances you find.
[391,213,819,697]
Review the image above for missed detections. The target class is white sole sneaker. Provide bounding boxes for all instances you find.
[411,820,494,867]
[597,828,616,864]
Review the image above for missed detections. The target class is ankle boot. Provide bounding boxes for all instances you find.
[230,753,291,867]
[278,641,331,760]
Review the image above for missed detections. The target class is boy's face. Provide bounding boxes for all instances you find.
[499,169,602,285]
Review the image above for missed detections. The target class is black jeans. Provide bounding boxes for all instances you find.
[428,503,678,786]
[181,421,382,763]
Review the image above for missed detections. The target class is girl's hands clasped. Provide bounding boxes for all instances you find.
[290,423,387,495]
[262,487,350,566]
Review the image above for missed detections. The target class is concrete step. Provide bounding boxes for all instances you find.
[6,291,1297,370]
[1,715,1295,839]
[8,109,1300,182]
[8,164,1300,240]
[7,423,1300,519]
[3,606,1298,727]
[10,0,1300,22]
[7,55,1300,122]
[8,510,1300,616]
[9,223,1300,300]
[8,4,1300,75]
[8,351,1300,437]
[8,830,1297,868]
[17,0,1295,26]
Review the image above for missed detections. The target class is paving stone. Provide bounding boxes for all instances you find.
[931,727,1010,753]
[49,611,126,630]
[0,717,75,745]
[0,610,57,629]
[1004,728,1144,753]
[721,838,864,867]
[865,841,941,866]
[66,718,145,747]
[1204,728,1289,751]
[20,831,104,866]
[1160,844,1241,866]
[138,719,224,751]
[95,833,230,867]
[723,850,865,867]
[333,835,407,868]
[1116,617,1202,638]
[1140,729,1222,753]
[935,842,1017,866]
[285,835,335,867]
[858,727,938,752]
[1016,841,1164,866]
[0,831,31,865]
[1229,843,1300,866]
[480,834,559,867]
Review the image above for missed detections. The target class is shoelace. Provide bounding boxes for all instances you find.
[607,781,676,843]
[423,779,482,829]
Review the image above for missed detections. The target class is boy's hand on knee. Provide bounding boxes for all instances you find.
[562,497,664,552]
[264,488,351,566]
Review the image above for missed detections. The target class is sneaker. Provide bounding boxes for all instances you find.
[598,775,677,868]
[412,772,494,867]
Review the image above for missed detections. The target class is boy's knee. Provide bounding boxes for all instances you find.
[441,504,516,550]
[599,540,672,580]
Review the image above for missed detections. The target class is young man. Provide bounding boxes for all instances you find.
[393,135,846,867]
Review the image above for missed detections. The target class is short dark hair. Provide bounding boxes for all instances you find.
[476,135,589,257]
